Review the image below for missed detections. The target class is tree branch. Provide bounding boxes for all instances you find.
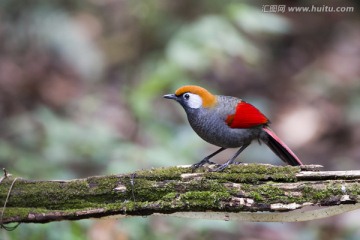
[1,164,360,224]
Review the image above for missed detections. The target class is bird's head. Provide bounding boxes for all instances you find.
[164,85,217,110]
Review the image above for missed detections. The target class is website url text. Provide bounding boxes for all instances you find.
[262,5,354,13]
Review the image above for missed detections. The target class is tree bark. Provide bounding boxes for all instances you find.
[1,164,360,224]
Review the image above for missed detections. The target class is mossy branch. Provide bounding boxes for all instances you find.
[1,164,360,224]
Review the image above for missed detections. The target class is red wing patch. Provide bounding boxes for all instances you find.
[226,101,269,128]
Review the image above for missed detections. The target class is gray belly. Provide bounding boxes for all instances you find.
[188,113,262,148]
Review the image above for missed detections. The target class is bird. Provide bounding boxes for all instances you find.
[163,85,303,171]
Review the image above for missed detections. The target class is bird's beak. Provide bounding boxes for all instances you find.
[163,94,177,100]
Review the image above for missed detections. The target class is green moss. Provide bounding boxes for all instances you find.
[104,178,233,214]
[0,206,91,223]
[347,183,360,195]
[256,184,295,203]
[0,176,128,212]
[1,207,33,220]
[233,181,356,205]
[134,166,191,181]
[121,201,138,212]
[301,183,345,202]
[175,191,231,210]
[0,164,299,211]
[181,191,230,201]
[5,164,360,222]
[124,178,172,201]
[242,181,356,205]
[99,165,300,210]
[162,192,178,201]
[87,175,120,193]
[249,191,263,201]
[204,164,299,183]
[239,183,251,191]
[245,183,290,203]
[186,178,228,192]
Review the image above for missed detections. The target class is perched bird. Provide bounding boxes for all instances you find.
[164,85,303,171]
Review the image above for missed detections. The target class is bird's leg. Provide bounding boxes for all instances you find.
[212,144,250,172]
[191,147,226,169]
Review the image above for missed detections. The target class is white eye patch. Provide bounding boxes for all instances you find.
[184,93,203,109]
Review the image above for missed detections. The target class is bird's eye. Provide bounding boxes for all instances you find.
[184,93,190,100]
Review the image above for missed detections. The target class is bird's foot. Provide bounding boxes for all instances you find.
[211,162,230,172]
[191,158,216,170]
[211,161,242,172]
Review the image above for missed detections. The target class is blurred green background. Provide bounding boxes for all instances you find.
[1,0,359,239]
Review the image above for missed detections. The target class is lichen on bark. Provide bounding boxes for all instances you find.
[1,164,360,224]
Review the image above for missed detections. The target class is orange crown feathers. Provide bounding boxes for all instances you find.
[175,85,217,108]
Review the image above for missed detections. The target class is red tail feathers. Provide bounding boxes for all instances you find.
[262,127,303,166]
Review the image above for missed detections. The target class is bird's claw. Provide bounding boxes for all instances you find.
[191,159,217,170]
[210,161,243,172]
[211,163,229,172]
[191,163,201,170]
